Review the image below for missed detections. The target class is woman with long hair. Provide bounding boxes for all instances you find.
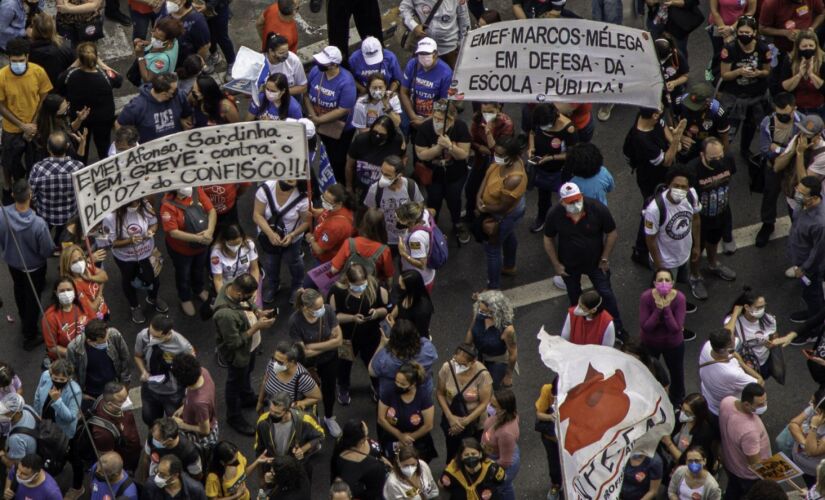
[133,16,184,82]
[662,393,719,471]
[780,30,825,116]
[481,388,520,500]
[370,319,438,396]
[352,73,402,132]
[28,12,73,84]
[249,72,302,121]
[791,389,825,486]
[60,243,109,319]
[377,361,436,462]
[667,446,722,500]
[209,224,259,294]
[346,115,405,202]
[256,341,321,414]
[388,270,434,339]
[382,444,439,499]
[41,278,90,360]
[330,419,389,499]
[190,75,239,126]
[33,93,86,162]
[205,440,269,500]
[305,184,357,265]
[466,290,517,389]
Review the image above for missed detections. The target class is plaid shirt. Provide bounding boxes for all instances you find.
[29,156,84,226]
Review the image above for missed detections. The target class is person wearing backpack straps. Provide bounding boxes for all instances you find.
[90,451,140,500]
[252,178,310,305]
[6,453,63,499]
[329,208,394,283]
[364,155,425,256]
[160,186,217,317]
[396,201,437,293]
[0,393,38,472]
[85,383,141,473]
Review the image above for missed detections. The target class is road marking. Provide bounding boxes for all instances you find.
[503,216,792,309]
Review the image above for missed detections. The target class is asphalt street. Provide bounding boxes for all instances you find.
[0,0,819,498]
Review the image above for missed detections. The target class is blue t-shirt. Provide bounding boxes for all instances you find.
[90,464,139,500]
[371,339,438,396]
[349,49,404,88]
[117,86,193,142]
[7,467,62,500]
[620,455,663,500]
[401,58,452,118]
[248,95,303,120]
[570,166,615,206]
[6,408,37,461]
[172,10,210,65]
[307,67,358,129]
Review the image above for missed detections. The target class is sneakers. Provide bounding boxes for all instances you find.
[130,306,146,325]
[597,103,614,121]
[198,290,210,302]
[336,386,351,406]
[530,220,545,233]
[207,51,221,68]
[708,263,736,281]
[547,487,561,500]
[324,416,342,438]
[790,310,811,324]
[552,275,566,290]
[683,329,697,342]
[755,223,774,248]
[181,301,196,317]
[456,224,472,245]
[146,296,169,313]
[685,302,698,314]
[689,276,708,300]
[785,266,798,279]
[721,239,737,255]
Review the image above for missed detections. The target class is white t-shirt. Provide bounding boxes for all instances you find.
[725,314,777,366]
[102,204,157,261]
[352,92,403,129]
[262,52,308,89]
[698,341,757,415]
[364,177,425,245]
[643,188,702,269]
[403,210,435,285]
[254,182,309,240]
[210,240,258,283]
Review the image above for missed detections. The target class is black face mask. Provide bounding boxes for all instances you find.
[737,34,755,46]
[270,413,284,423]
[776,113,793,123]
[394,384,411,395]
[462,456,481,469]
[278,181,294,191]
[51,380,67,390]
[395,221,408,231]
[800,48,816,59]
[707,158,724,170]
[371,132,387,143]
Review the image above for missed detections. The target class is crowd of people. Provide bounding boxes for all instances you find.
[0,0,823,497]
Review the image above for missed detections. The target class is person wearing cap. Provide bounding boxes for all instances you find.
[543,181,627,341]
[759,0,825,54]
[655,38,690,106]
[774,113,825,221]
[0,179,55,351]
[256,0,298,54]
[786,176,825,324]
[249,72,303,122]
[348,36,403,94]
[400,0,469,69]
[352,74,403,133]
[305,45,357,183]
[256,33,307,97]
[400,37,453,130]
[779,30,825,116]
[674,82,731,163]
[0,393,37,470]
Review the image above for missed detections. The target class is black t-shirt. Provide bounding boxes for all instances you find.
[534,124,578,173]
[624,118,670,197]
[348,133,405,187]
[332,452,387,499]
[543,198,616,273]
[329,286,387,341]
[513,0,581,18]
[673,97,731,161]
[661,49,689,100]
[686,155,737,218]
[720,41,771,97]
[55,67,123,125]
[415,118,472,182]
[396,295,434,339]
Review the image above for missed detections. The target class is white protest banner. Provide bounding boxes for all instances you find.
[537,329,674,499]
[72,121,308,233]
[449,19,664,108]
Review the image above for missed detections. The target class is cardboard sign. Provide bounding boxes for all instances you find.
[749,452,803,482]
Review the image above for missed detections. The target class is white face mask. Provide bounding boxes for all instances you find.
[165,1,179,14]
[433,121,445,135]
[564,200,584,214]
[16,473,36,486]
[153,474,168,488]
[322,199,336,211]
[418,54,434,67]
[669,188,688,202]
[226,243,242,254]
[452,360,470,375]
[401,464,418,478]
[678,411,694,423]
[265,90,281,103]
[370,89,385,100]
[150,37,165,50]
[121,396,134,411]
[271,361,288,374]
[58,290,75,305]
[482,112,497,123]
[573,305,589,317]
[377,175,394,188]
[70,260,86,275]
[749,307,766,319]
[540,124,553,132]
[311,307,325,319]
[177,187,193,198]
[493,155,507,165]
[754,404,767,415]
[127,205,139,213]
[0,414,11,423]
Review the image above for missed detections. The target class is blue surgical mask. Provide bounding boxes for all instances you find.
[687,461,702,474]
[312,307,325,319]
[10,62,27,76]
[349,283,367,294]
[152,438,166,449]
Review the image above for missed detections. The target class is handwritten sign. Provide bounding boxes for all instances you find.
[72,121,308,233]
[749,453,803,482]
[449,19,664,108]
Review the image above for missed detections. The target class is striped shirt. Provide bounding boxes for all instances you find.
[263,361,317,405]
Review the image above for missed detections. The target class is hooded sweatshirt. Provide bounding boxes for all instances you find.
[116,85,192,143]
[0,204,54,270]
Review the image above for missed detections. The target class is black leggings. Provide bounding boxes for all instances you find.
[114,256,159,308]
[310,357,338,419]
[337,330,380,391]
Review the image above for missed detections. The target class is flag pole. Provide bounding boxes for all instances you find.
[553,375,569,499]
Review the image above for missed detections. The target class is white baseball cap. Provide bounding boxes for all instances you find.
[415,37,438,55]
[361,37,383,66]
[313,45,343,66]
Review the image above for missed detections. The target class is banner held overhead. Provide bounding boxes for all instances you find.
[72,120,309,233]
[449,18,664,108]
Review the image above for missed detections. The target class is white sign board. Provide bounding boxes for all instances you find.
[73,121,308,233]
[449,19,664,108]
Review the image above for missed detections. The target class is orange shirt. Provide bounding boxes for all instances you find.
[312,208,354,262]
[160,188,215,256]
[330,236,394,281]
[128,0,154,15]
[42,305,90,360]
[201,183,250,215]
[260,3,298,53]
[568,103,593,131]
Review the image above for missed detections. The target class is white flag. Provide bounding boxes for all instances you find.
[537,328,674,499]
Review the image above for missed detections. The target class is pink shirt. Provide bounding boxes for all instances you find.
[718,396,771,479]
[709,0,749,25]
[482,415,520,468]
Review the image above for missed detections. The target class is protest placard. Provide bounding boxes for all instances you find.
[749,453,803,483]
[72,120,308,233]
[449,18,664,108]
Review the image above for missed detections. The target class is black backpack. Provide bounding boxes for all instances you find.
[10,407,70,476]
[643,183,697,229]
[73,397,123,462]
[257,184,306,254]
[168,194,209,248]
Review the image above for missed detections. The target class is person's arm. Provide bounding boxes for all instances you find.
[502,326,517,385]
[415,141,447,162]
[774,137,797,172]
[494,427,518,468]
[409,405,434,439]
[662,296,686,335]
[639,293,664,332]
[642,478,662,500]
[0,101,34,137]
[56,0,102,14]
[690,213,701,263]
[113,332,132,385]
[304,322,343,356]
[435,367,457,423]
[789,409,811,444]
[663,120,686,166]
[175,413,211,435]
[399,86,418,122]
[601,228,617,263]
[782,61,805,91]
[708,0,726,29]
[344,155,356,191]
[813,10,825,30]
[296,382,321,411]
[512,2,527,18]
[720,61,748,81]
[543,234,567,277]
[377,400,405,440]
[255,13,265,41]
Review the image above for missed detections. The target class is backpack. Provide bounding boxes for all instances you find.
[73,397,123,462]
[374,178,418,207]
[342,238,387,277]
[409,222,448,270]
[257,185,306,254]
[168,194,209,248]
[10,407,70,476]
[643,183,697,228]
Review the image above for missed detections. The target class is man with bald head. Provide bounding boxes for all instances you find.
[28,130,84,245]
[90,451,139,500]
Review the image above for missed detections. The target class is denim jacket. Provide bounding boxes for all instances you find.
[32,370,82,439]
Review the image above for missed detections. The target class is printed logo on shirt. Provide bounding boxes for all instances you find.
[797,5,809,16]
[153,109,176,134]
[634,471,647,483]
[481,489,493,500]
[409,413,422,426]
[211,256,221,266]
[321,233,329,243]
[664,209,693,240]
[161,211,172,222]
[386,407,398,425]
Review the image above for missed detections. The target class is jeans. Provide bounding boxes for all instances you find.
[645,342,685,406]
[1,131,34,184]
[802,270,825,318]
[225,354,256,419]
[561,268,624,331]
[130,8,159,41]
[592,0,622,24]
[484,199,526,289]
[326,0,383,62]
[166,244,207,302]
[495,445,520,500]
[483,360,508,389]
[140,385,184,426]
[8,264,46,342]
[114,257,159,308]
[427,171,467,228]
[535,170,564,224]
[259,240,304,302]
[207,2,235,65]
[541,434,562,488]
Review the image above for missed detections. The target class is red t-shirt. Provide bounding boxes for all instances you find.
[182,368,217,430]
[160,188,215,256]
[330,236,394,281]
[759,0,824,52]
[470,113,514,169]
[91,403,142,471]
[260,4,299,53]
[42,305,90,360]
[312,208,355,262]
[128,0,154,14]
[568,103,593,130]
[74,275,109,319]
[201,183,251,215]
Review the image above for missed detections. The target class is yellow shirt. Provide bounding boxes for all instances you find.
[0,63,52,134]
[205,452,250,500]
